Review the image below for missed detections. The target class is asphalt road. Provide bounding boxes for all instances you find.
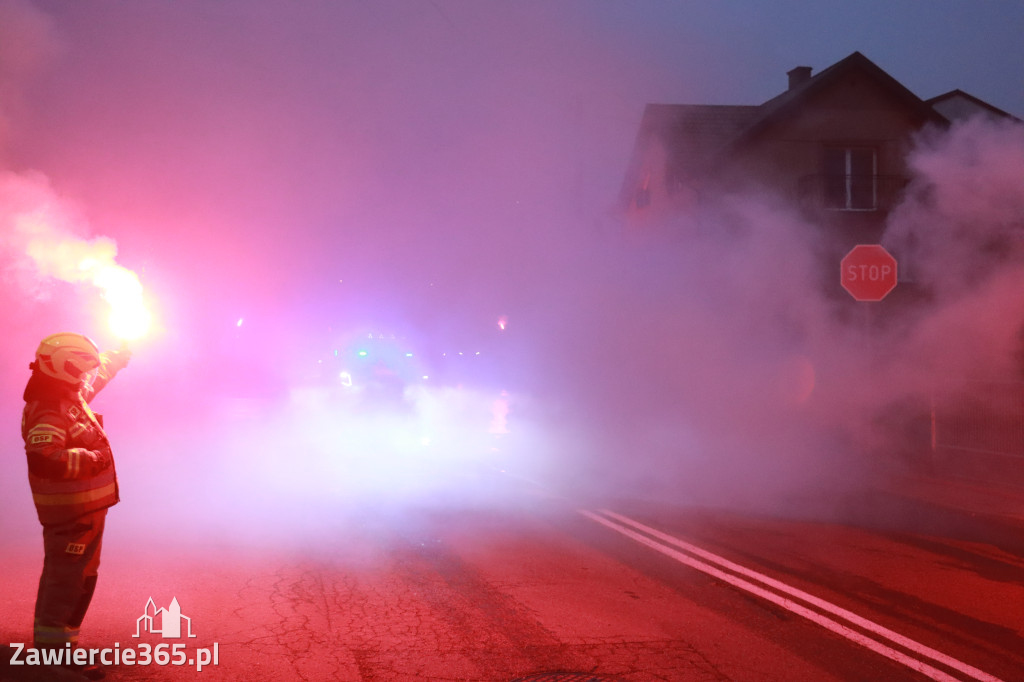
[1,477,1022,681]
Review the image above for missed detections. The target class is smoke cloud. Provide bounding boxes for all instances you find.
[885,116,1024,296]
[0,1,1021,554]
[521,116,1024,516]
[1,171,100,287]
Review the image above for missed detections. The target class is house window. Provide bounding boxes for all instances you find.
[823,147,877,210]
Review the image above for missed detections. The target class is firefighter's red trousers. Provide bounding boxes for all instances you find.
[34,509,107,648]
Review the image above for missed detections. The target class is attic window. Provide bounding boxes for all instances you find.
[823,147,877,211]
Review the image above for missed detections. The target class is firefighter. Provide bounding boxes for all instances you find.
[21,332,131,680]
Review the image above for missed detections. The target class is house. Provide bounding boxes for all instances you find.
[620,52,1024,483]
[619,52,1016,256]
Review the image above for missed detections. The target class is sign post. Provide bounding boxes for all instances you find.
[840,244,898,302]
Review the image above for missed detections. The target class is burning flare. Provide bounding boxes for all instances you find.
[90,261,152,341]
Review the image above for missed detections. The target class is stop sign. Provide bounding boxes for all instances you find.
[840,244,898,301]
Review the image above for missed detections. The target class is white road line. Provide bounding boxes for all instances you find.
[599,509,1003,682]
[580,509,1005,682]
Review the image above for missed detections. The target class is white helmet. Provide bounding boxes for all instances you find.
[35,333,101,385]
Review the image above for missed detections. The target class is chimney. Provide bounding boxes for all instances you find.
[787,66,812,90]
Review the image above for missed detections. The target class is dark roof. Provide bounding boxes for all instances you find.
[627,51,948,181]
[618,102,759,204]
[639,103,761,165]
[727,51,947,150]
[926,89,1022,123]
[620,51,1018,208]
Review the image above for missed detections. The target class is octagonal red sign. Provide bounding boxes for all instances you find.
[840,244,898,301]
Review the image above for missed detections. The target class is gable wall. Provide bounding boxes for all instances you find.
[731,72,928,195]
[717,71,940,248]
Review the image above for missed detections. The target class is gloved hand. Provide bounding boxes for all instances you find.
[102,349,132,374]
[86,446,113,475]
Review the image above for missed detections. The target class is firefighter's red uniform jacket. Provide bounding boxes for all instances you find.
[22,356,121,526]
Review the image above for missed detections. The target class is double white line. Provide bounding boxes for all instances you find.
[580,509,1004,682]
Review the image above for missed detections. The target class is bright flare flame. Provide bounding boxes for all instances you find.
[90,262,152,341]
